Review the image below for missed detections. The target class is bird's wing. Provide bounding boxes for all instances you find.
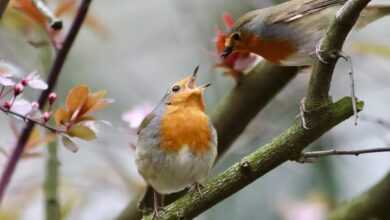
[270,0,347,23]
[137,112,156,135]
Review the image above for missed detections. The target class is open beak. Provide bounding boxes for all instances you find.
[187,66,211,90]
[221,46,233,58]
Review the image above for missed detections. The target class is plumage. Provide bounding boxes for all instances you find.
[135,68,217,196]
[224,0,390,66]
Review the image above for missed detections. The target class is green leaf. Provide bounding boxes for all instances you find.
[67,125,96,141]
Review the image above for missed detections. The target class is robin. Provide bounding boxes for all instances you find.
[221,0,390,128]
[135,66,217,218]
[221,0,390,65]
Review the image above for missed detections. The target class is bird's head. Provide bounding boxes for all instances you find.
[165,66,210,110]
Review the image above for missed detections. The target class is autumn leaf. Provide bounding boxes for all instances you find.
[54,84,111,149]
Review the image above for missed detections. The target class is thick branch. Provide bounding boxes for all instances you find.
[142,97,361,220]
[212,62,297,156]
[328,172,390,220]
[306,0,371,109]
[0,0,9,18]
[0,0,93,204]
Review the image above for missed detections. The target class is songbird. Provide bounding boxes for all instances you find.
[135,66,217,217]
[222,0,390,66]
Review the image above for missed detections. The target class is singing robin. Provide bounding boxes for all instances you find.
[135,66,217,217]
[222,0,390,65]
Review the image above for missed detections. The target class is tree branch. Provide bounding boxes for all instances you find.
[212,62,298,157]
[0,0,93,204]
[300,147,390,161]
[0,0,9,18]
[328,172,390,220]
[142,97,360,220]
[305,0,371,110]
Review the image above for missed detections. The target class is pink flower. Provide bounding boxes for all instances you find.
[122,103,153,129]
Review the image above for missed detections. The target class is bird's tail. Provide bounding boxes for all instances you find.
[356,5,390,29]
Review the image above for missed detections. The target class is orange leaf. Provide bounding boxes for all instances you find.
[54,0,76,16]
[80,90,106,115]
[66,85,89,114]
[67,125,96,140]
[75,115,96,123]
[54,107,70,125]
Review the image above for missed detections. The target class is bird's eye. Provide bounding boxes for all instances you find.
[232,32,241,41]
[172,85,181,92]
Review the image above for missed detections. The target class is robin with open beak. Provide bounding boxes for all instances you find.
[135,66,217,218]
[222,0,390,65]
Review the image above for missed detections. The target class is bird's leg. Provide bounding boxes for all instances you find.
[152,190,163,220]
[299,97,310,130]
[189,182,204,197]
[138,185,154,213]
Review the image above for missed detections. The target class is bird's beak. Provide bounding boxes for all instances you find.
[188,65,199,89]
[221,46,233,58]
[187,66,211,90]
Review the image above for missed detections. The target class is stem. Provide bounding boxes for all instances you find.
[0,0,9,18]
[300,147,390,160]
[0,106,63,133]
[44,140,60,220]
[0,0,93,204]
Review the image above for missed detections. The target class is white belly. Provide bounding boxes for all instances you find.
[135,144,217,194]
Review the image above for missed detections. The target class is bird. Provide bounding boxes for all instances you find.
[221,0,390,129]
[135,66,217,218]
[221,0,390,66]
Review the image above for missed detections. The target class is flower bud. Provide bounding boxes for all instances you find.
[3,101,11,110]
[14,83,24,96]
[48,92,57,105]
[43,111,51,122]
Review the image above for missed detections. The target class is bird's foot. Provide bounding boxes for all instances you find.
[189,182,204,197]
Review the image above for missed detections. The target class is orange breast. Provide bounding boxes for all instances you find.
[246,35,296,64]
[160,105,212,155]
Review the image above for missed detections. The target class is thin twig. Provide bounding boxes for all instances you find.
[0,107,64,133]
[300,147,390,160]
[0,0,10,18]
[0,0,93,204]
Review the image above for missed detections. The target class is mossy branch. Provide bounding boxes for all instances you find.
[306,0,371,109]
[142,97,361,220]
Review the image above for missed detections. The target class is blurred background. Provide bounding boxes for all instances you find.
[0,0,389,219]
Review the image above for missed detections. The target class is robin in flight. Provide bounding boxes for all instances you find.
[221,0,390,65]
[135,66,217,218]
